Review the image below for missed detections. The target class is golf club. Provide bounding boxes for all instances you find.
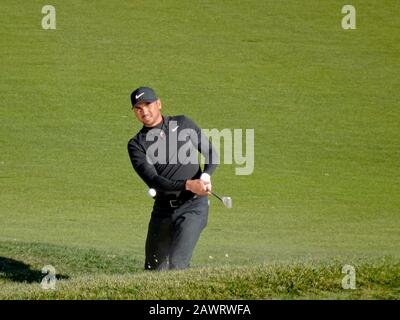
[210,191,232,209]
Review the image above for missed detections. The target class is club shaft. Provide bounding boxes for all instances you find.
[210,191,223,202]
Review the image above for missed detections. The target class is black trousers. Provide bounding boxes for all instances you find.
[144,195,209,271]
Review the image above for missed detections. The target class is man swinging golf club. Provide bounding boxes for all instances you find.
[127,87,219,270]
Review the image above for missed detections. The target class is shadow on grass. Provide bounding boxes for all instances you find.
[0,257,69,283]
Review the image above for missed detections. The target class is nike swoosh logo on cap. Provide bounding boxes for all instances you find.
[135,92,145,99]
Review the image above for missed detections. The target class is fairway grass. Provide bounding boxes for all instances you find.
[0,241,399,299]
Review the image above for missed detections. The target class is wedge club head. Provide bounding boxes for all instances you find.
[210,191,232,209]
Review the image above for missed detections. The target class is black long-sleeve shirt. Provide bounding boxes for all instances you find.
[127,115,218,192]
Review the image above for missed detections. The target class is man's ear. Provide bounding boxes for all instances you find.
[157,99,162,110]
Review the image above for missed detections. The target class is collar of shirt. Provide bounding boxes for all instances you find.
[140,115,170,134]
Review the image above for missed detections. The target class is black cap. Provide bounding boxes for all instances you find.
[130,87,158,108]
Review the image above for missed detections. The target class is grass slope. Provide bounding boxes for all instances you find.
[1,241,399,300]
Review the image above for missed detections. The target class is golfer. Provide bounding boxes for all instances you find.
[127,87,218,270]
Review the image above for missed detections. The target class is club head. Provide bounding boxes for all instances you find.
[222,196,232,209]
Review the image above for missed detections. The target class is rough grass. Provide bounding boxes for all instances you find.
[1,241,399,300]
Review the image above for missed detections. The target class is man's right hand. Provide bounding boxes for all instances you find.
[185,179,209,196]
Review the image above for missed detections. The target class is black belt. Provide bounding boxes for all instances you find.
[155,191,196,208]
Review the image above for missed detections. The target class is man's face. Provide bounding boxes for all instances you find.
[133,99,162,127]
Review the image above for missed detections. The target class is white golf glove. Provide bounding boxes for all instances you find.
[200,173,212,192]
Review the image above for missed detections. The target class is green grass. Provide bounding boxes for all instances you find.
[1,0,399,299]
[1,241,399,299]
